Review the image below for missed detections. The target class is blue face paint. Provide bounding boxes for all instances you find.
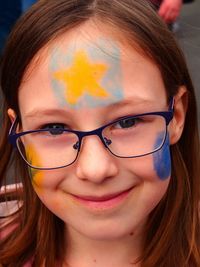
[153,132,171,180]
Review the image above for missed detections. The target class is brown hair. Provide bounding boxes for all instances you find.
[0,0,200,266]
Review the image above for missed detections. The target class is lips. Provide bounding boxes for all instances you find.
[69,187,133,210]
[72,188,132,202]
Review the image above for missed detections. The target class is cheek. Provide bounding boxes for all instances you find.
[135,178,170,224]
[120,141,171,182]
[28,167,44,190]
[25,144,65,191]
[29,167,70,202]
[26,144,45,190]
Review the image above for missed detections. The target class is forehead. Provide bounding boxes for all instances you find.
[19,22,167,116]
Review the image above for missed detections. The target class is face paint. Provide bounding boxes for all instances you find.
[53,50,109,105]
[153,132,171,180]
[49,38,124,108]
[26,144,44,188]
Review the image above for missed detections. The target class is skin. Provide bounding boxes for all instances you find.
[50,37,123,108]
[8,21,187,267]
[158,0,183,23]
[26,144,44,190]
[53,50,110,105]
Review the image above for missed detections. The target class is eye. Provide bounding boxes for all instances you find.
[42,123,66,135]
[115,117,140,129]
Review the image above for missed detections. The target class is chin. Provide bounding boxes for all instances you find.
[77,222,136,241]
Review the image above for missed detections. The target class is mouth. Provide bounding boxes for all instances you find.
[70,187,133,211]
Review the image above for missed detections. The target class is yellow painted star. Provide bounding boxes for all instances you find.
[53,50,110,105]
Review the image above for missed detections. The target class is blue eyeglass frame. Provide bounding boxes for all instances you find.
[8,98,174,170]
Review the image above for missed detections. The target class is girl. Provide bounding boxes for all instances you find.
[0,0,199,266]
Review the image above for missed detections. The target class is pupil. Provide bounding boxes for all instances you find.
[119,118,135,128]
[48,124,64,135]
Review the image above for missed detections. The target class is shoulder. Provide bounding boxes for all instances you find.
[0,183,23,239]
[0,187,33,266]
[0,200,21,240]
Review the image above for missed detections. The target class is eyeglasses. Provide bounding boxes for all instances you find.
[9,99,174,170]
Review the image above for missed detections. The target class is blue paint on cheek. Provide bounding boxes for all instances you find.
[153,132,171,180]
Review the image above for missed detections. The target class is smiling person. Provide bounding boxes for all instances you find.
[0,0,200,267]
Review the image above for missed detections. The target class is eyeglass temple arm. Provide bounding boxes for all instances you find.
[9,117,19,136]
[8,117,20,147]
[169,97,175,112]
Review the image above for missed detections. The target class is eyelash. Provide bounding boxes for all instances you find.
[40,122,65,129]
[36,114,143,132]
[112,117,142,129]
[39,123,70,136]
[40,123,67,130]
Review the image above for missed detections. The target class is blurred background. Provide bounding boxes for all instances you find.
[178,0,200,124]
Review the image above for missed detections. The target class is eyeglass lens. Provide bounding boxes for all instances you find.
[16,114,166,169]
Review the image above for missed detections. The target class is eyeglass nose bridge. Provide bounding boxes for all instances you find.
[73,126,112,152]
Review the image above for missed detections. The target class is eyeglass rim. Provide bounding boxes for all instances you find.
[8,98,174,170]
[16,129,169,170]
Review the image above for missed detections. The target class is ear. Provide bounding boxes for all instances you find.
[7,108,17,123]
[169,86,188,145]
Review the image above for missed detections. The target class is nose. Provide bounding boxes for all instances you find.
[75,135,119,184]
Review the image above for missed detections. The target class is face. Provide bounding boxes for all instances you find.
[14,23,172,242]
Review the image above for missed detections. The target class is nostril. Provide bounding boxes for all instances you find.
[73,141,80,150]
[104,137,112,146]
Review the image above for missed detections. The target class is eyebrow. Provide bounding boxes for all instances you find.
[24,108,72,119]
[24,98,156,119]
[107,98,156,109]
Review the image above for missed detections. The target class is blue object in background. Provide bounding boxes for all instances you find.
[22,0,36,12]
[0,0,36,55]
[0,1,21,54]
